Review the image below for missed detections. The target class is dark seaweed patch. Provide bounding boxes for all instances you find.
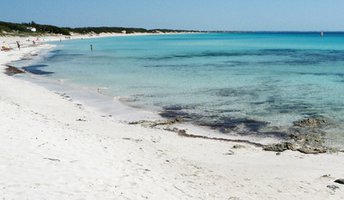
[258,59,320,66]
[159,102,294,139]
[144,61,248,69]
[140,49,344,67]
[143,51,255,61]
[217,88,258,98]
[22,64,53,75]
[214,109,241,113]
[251,101,266,105]
[143,64,190,68]
[202,87,262,99]
[45,53,84,62]
[49,49,63,54]
[162,105,184,111]
[295,72,344,77]
[199,117,269,133]
[160,106,276,135]
[159,110,193,120]
[160,104,197,120]
[260,49,299,54]
[205,61,249,68]
[266,101,314,114]
[198,117,289,139]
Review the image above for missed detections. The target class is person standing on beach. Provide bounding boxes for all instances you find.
[16,41,21,50]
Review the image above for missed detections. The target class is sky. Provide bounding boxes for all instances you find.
[1,0,344,31]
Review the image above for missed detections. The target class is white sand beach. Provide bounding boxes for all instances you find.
[1,35,344,200]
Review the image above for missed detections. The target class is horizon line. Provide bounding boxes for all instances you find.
[3,20,344,33]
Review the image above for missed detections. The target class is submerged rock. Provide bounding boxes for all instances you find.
[335,179,344,185]
[4,65,25,76]
[232,144,245,149]
[263,133,333,154]
[297,146,327,154]
[263,142,295,152]
[327,185,340,191]
[293,118,326,128]
[288,117,328,149]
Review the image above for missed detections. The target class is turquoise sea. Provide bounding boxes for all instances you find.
[16,33,344,146]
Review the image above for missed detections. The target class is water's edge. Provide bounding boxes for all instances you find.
[8,40,343,154]
[10,44,284,146]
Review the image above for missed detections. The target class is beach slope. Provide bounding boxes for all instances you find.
[0,36,344,200]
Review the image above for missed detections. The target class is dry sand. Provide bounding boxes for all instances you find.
[0,35,344,200]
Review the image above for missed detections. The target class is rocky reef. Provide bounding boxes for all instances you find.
[129,117,340,154]
[4,65,25,76]
[264,117,337,154]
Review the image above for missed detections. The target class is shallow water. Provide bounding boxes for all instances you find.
[14,33,344,146]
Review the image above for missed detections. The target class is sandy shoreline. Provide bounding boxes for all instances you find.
[1,34,344,199]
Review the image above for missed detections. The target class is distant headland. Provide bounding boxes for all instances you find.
[0,21,199,36]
